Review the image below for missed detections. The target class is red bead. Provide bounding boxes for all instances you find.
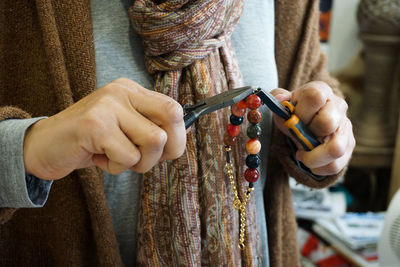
[244,168,259,183]
[247,110,262,124]
[246,139,261,154]
[231,104,246,117]
[246,94,262,110]
[223,133,237,146]
[226,124,240,137]
[236,100,247,109]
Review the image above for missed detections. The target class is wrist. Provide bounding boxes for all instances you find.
[23,118,49,179]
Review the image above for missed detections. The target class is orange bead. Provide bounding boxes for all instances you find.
[246,139,261,154]
[246,94,262,110]
[231,104,246,117]
[236,100,247,109]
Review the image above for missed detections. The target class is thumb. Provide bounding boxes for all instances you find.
[270,88,306,152]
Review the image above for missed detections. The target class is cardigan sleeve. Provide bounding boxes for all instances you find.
[271,0,348,189]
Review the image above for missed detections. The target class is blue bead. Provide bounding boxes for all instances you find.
[230,114,244,126]
[246,154,260,169]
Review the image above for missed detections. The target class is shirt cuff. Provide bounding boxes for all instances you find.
[287,137,325,181]
[0,117,52,208]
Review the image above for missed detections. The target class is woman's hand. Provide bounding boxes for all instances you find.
[23,78,186,180]
[271,81,355,176]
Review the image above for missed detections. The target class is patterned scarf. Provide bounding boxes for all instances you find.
[130,0,261,265]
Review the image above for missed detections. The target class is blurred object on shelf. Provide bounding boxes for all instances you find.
[315,213,385,250]
[350,0,400,169]
[319,0,333,43]
[298,227,353,267]
[291,178,346,220]
[301,212,384,266]
[312,221,380,267]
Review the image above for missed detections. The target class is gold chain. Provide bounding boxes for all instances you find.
[225,146,254,250]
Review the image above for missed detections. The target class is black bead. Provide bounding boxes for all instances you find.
[247,124,262,139]
[230,114,243,126]
[246,154,261,169]
[249,182,254,188]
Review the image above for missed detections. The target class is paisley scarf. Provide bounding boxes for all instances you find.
[130,0,261,265]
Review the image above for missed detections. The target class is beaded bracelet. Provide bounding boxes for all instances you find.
[223,93,263,250]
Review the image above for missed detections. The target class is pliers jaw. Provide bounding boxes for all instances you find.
[183,86,255,129]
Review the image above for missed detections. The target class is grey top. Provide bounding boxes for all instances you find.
[0,0,277,266]
[0,118,52,207]
[93,0,277,266]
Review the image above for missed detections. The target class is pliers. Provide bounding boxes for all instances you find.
[254,88,320,151]
[183,86,320,151]
[183,86,254,129]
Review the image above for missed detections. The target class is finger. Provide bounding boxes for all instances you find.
[308,97,347,137]
[91,128,141,174]
[92,154,128,175]
[270,88,291,100]
[297,118,354,169]
[118,106,168,173]
[292,81,334,124]
[310,143,353,176]
[113,78,186,160]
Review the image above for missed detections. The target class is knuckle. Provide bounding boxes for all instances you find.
[165,144,186,160]
[111,78,141,93]
[113,77,130,83]
[146,128,168,148]
[128,153,141,167]
[103,82,126,96]
[101,82,118,94]
[302,87,326,107]
[80,109,108,136]
[307,81,332,92]
[163,100,184,124]
[351,135,356,149]
[112,77,134,86]
[314,115,338,136]
[339,98,349,113]
[326,161,341,175]
[328,138,346,158]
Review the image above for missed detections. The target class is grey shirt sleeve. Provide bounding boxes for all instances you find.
[0,118,53,208]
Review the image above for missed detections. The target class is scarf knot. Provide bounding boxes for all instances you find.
[130,0,243,73]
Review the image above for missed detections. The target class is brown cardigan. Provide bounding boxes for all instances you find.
[0,0,344,266]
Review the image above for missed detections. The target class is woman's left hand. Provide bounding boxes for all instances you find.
[271,81,355,176]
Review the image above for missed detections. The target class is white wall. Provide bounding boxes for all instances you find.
[325,0,362,74]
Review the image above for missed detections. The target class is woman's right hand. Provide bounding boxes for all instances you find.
[23,78,186,180]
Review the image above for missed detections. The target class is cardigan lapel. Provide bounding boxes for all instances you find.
[34,1,123,265]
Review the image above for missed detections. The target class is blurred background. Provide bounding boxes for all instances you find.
[294,0,400,266]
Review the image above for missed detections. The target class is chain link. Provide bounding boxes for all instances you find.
[225,146,254,250]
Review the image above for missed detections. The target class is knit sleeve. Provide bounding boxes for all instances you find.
[271,0,348,189]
